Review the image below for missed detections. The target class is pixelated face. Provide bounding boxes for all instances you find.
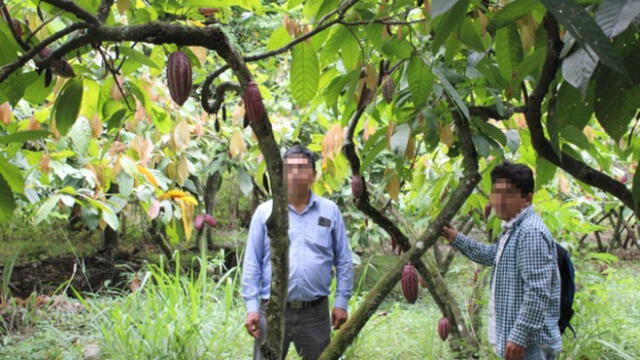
[284,154,315,194]
[490,178,532,221]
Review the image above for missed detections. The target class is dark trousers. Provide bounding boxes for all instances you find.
[253,297,331,360]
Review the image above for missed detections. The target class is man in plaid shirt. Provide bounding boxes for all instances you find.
[442,162,562,360]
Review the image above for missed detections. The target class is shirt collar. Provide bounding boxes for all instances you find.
[502,204,533,231]
[288,191,318,215]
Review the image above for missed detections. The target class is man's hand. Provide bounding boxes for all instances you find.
[441,225,458,243]
[331,307,348,330]
[245,312,261,338]
[505,341,525,360]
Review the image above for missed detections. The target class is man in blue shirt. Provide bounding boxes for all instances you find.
[242,145,354,360]
[442,162,562,360]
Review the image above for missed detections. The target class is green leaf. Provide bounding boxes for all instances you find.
[595,0,640,38]
[0,156,24,195]
[0,72,28,106]
[433,0,470,50]
[238,168,253,196]
[290,42,319,106]
[119,47,162,70]
[562,45,598,94]
[0,131,51,145]
[539,0,628,77]
[472,117,507,146]
[553,82,594,131]
[34,194,63,225]
[0,174,16,222]
[594,80,640,141]
[560,125,593,151]
[107,109,128,130]
[267,26,292,51]
[434,68,470,120]
[495,24,523,83]
[53,78,84,136]
[491,0,544,31]
[535,157,556,189]
[381,39,413,59]
[458,18,485,51]
[407,55,434,107]
[23,71,54,104]
[341,31,361,71]
[431,0,462,18]
[511,46,546,88]
[69,117,92,156]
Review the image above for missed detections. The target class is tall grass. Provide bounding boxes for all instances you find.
[90,254,250,360]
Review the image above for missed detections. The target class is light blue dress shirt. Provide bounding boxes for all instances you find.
[241,192,353,313]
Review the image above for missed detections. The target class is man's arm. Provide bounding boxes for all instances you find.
[508,229,554,347]
[332,207,353,310]
[242,207,265,314]
[442,225,498,266]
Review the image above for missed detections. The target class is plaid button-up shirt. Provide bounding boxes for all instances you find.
[452,206,562,357]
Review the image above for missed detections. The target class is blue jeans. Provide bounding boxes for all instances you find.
[523,344,558,360]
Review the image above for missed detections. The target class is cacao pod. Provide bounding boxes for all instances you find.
[381,75,395,103]
[484,204,491,219]
[351,175,365,198]
[204,214,217,227]
[437,317,451,341]
[620,174,628,184]
[38,47,75,78]
[195,214,206,231]
[167,51,192,106]
[401,263,419,304]
[243,81,265,124]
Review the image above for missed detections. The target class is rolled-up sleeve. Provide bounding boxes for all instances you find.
[242,207,265,313]
[332,206,353,311]
[452,233,498,266]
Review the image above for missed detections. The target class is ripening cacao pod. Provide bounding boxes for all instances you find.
[620,174,628,184]
[166,51,192,106]
[195,214,206,231]
[204,214,217,228]
[381,75,395,103]
[437,317,451,341]
[351,175,364,198]
[401,263,419,304]
[38,47,75,78]
[243,81,265,124]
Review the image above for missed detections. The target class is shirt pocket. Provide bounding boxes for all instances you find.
[310,225,332,249]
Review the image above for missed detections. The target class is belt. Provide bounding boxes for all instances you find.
[261,296,326,310]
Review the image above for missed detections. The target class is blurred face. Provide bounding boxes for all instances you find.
[284,154,315,196]
[489,179,532,221]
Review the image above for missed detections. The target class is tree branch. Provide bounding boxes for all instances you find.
[469,105,525,120]
[1,1,29,51]
[200,65,231,112]
[40,0,99,24]
[524,14,637,215]
[339,17,427,26]
[0,22,89,83]
[243,0,359,63]
[321,111,480,359]
[96,0,114,23]
[204,81,241,115]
